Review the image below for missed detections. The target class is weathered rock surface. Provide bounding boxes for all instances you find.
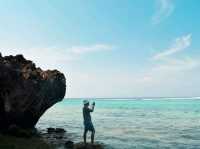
[0,53,66,130]
[65,142,104,149]
[65,140,74,148]
[47,127,66,133]
[74,142,104,149]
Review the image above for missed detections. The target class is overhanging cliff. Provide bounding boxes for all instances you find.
[0,53,66,130]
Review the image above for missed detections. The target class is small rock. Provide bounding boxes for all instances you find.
[65,140,74,149]
[47,127,66,133]
[55,135,63,139]
[55,128,66,133]
[47,128,56,133]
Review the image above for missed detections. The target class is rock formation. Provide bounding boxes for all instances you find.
[0,53,66,131]
[73,142,104,149]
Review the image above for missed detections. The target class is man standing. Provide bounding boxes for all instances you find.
[83,100,95,145]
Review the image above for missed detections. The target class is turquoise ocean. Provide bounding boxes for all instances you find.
[37,98,200,149]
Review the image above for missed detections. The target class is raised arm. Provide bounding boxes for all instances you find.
[89,102,95,112]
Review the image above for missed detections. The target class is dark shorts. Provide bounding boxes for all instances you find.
[84,121,95,132]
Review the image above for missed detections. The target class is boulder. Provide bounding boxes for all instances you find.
[55,128,66,133]
[47,127,66,133]
[74,142,104,149]
[47,127,56,133]
[0,54,66,131]
[65,141,74,149]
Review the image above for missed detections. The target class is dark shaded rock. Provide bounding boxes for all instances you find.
[65,141,74,149]
[47,128,56,133]
[55,135,63,139]
[74,142,104,149]
[0,54,66,131]
[55,128,66,133]
[6,124,38,138]
[0,134,52,149]
[47,127,66,134]
[41,128,70,148]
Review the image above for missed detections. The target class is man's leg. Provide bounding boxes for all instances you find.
[91,129,95,144]
[83,129,88,145]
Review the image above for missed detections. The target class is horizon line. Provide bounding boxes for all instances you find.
[64,96,200,99]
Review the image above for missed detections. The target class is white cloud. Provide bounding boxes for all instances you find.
[80,34,197,97]
[128,34,200,97]
[70,44,113,54]
[68,56,200,98]
[1,38,199,97]
[153,34,192,60]
[66,41,199,97]
[151,34,198,79]
[144,58,200,83]
[0,43,114,70]
[1,47,75,70]
[152,0,174,24]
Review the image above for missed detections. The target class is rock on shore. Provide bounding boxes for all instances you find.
[73,142,104,149]
[0,53,66,131]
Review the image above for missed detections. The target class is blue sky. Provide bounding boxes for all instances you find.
[0,0,200,97]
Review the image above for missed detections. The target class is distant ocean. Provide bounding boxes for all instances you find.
[37,98,200,149]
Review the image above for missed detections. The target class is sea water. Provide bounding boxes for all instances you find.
[37,98,200,149]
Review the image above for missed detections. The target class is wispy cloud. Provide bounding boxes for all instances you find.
[152,0,174,24]
[70,44,113,54]
[68,35,199,97]
[0,43,114,69]
[69,56,200,97]
[151,34,197,77]
[131,34,200,97]
[153,34,192,60]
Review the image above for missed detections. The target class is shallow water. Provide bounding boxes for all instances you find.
[37,98,200,149]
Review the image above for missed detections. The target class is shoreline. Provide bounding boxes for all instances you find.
[0,127,104,149]
[0,134,52,149]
